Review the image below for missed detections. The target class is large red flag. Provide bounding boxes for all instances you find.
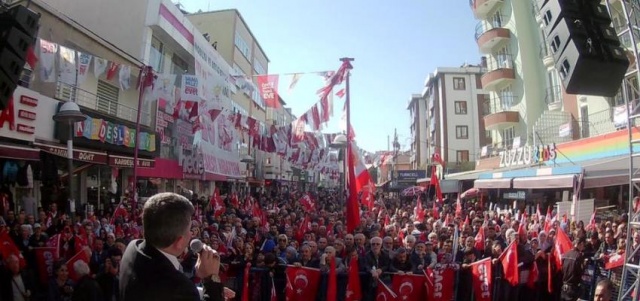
[416,197,424,222]
[284,266,321,301]
[392,274,425,301]
[553,228,573,270]
[470,258,492,301]
[256,75,280,108]
[327,257,337,301]
[474,225,485,251]
[0,231,25,267]
[34,247,57,284]
[66,248,90,282]
[528,261,539,289]
[430,166,443,203]
[346,141,361,233]
[345,257,362,301]
[498,241,519,286]
[375,278,397,301]
[425,265,456,301]
[242,263,251,301]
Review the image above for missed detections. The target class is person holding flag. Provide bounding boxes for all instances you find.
[560,237,587,301]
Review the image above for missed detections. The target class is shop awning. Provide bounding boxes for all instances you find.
[581,156,639,188]
[135,158,183,179]
[35,142,108,164]
[474,178,512,189]
[0,143,40,161]
[446,169,491,180]
[512,174,576,189]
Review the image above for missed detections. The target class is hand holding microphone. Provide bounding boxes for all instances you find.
[191,239,220,279]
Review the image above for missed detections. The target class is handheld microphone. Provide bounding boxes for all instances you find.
[190,239,204,254]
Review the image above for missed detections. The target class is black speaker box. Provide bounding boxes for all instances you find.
[556,42,629,96]
[0,26,33,59]
[0,5,40,37]
[546,16,589,61]
[539,0,582,33]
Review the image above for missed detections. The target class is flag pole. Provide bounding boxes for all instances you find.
[132,66,153,219]
[340,57,354,231]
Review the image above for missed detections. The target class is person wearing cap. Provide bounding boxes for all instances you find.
[29,223,48,248]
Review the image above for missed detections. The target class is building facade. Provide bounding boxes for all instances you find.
[423,65,487,174]
[407,94,427,170]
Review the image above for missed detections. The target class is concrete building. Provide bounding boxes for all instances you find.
[422,65,487,173]
[407,94,428,170]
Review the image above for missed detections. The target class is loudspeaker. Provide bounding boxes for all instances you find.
[0,5,39,110]
[540,0,629,97]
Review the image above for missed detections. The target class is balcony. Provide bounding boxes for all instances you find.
[483,98,520,131]
[470,0,504,19]
[540,44,554,68]
[545,85,563,111]
[475,19,510,54]
[481,54,516,91]
[55,82,151,126]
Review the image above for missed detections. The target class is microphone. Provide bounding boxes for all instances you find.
[190,239,204,254]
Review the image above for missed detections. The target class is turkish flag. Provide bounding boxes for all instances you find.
[284,266,321,301]
[605,253,626,270]
[430,166,443,203]
[345,256,362,301]
[211,188,225,218]
[498,241,519,286]
[470,258,492,301]
[0,231,26,268]
[392,274,425,301]
[416,197,424,222]
[242,263,251,301]
[327,257,337,301]
[528,261,539,289]
[375,278,397,301]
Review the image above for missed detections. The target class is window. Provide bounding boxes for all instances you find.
[453,77,466,90]
[170,54,188,75]
[234,31,251,59]
[456,126,469,139]
[456,150,470,163]
[454,101,467,114]
[150,36,164,73]
[253,58,266,75]
[499,86,514,110]
[96,80,119,116]
[502,126,515,148]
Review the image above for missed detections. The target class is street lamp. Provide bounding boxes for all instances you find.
[330,134,347,149]
[330,134,348,199]
[53,102,86,215]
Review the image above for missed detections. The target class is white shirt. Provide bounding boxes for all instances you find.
[158,248,181,271]
[11,275,26,301]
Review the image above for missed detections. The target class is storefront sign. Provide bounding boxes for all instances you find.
[397,170,427,181]
[74,116,156,152]
[499,144,557,168]
[0,92,39,142]
[502,191,526,200]
[38,144,108,164]
[202,152,241,177]
[182,152,204,179]
[108,155,155,168]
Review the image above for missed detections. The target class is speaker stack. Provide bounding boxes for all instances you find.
[0,5,39,110]
[537,0,629,97]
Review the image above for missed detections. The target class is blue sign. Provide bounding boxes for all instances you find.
[397,170,427,182]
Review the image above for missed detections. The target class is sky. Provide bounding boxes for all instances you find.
[176,0,481,153]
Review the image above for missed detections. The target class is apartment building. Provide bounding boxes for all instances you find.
[0,0,164,212]
[187,9,293,184]
[422,65,487,173]
[459,0,640,210]
[407,94,428,170]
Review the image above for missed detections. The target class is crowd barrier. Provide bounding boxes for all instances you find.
[217,262,632,301]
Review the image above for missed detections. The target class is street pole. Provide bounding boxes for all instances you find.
[340,57,354,231]
[67,122,75,214]
[132,66,152,217]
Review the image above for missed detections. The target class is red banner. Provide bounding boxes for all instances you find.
[470,258,492,301]
[392,274,426,301]
[605,253,626,270]
[256,75,280,108]
[426,265,457,301]
[66,248,91,282]
[285,266,321,301]
[0,231,25,267]
[34,247,57,284]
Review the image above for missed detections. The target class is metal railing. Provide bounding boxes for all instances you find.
[579,107,616,139]
[474,15,506,40]
[55,81,151,126]
[484,95,518,115]
[545,85,563,105]
[486,54,514,72]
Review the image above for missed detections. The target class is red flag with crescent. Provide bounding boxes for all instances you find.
[284,266,321,301]
[392,274,425,301]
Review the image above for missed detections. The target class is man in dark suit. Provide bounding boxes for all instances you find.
[119,192,230,301]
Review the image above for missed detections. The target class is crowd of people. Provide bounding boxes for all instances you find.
[0,187,630,301]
